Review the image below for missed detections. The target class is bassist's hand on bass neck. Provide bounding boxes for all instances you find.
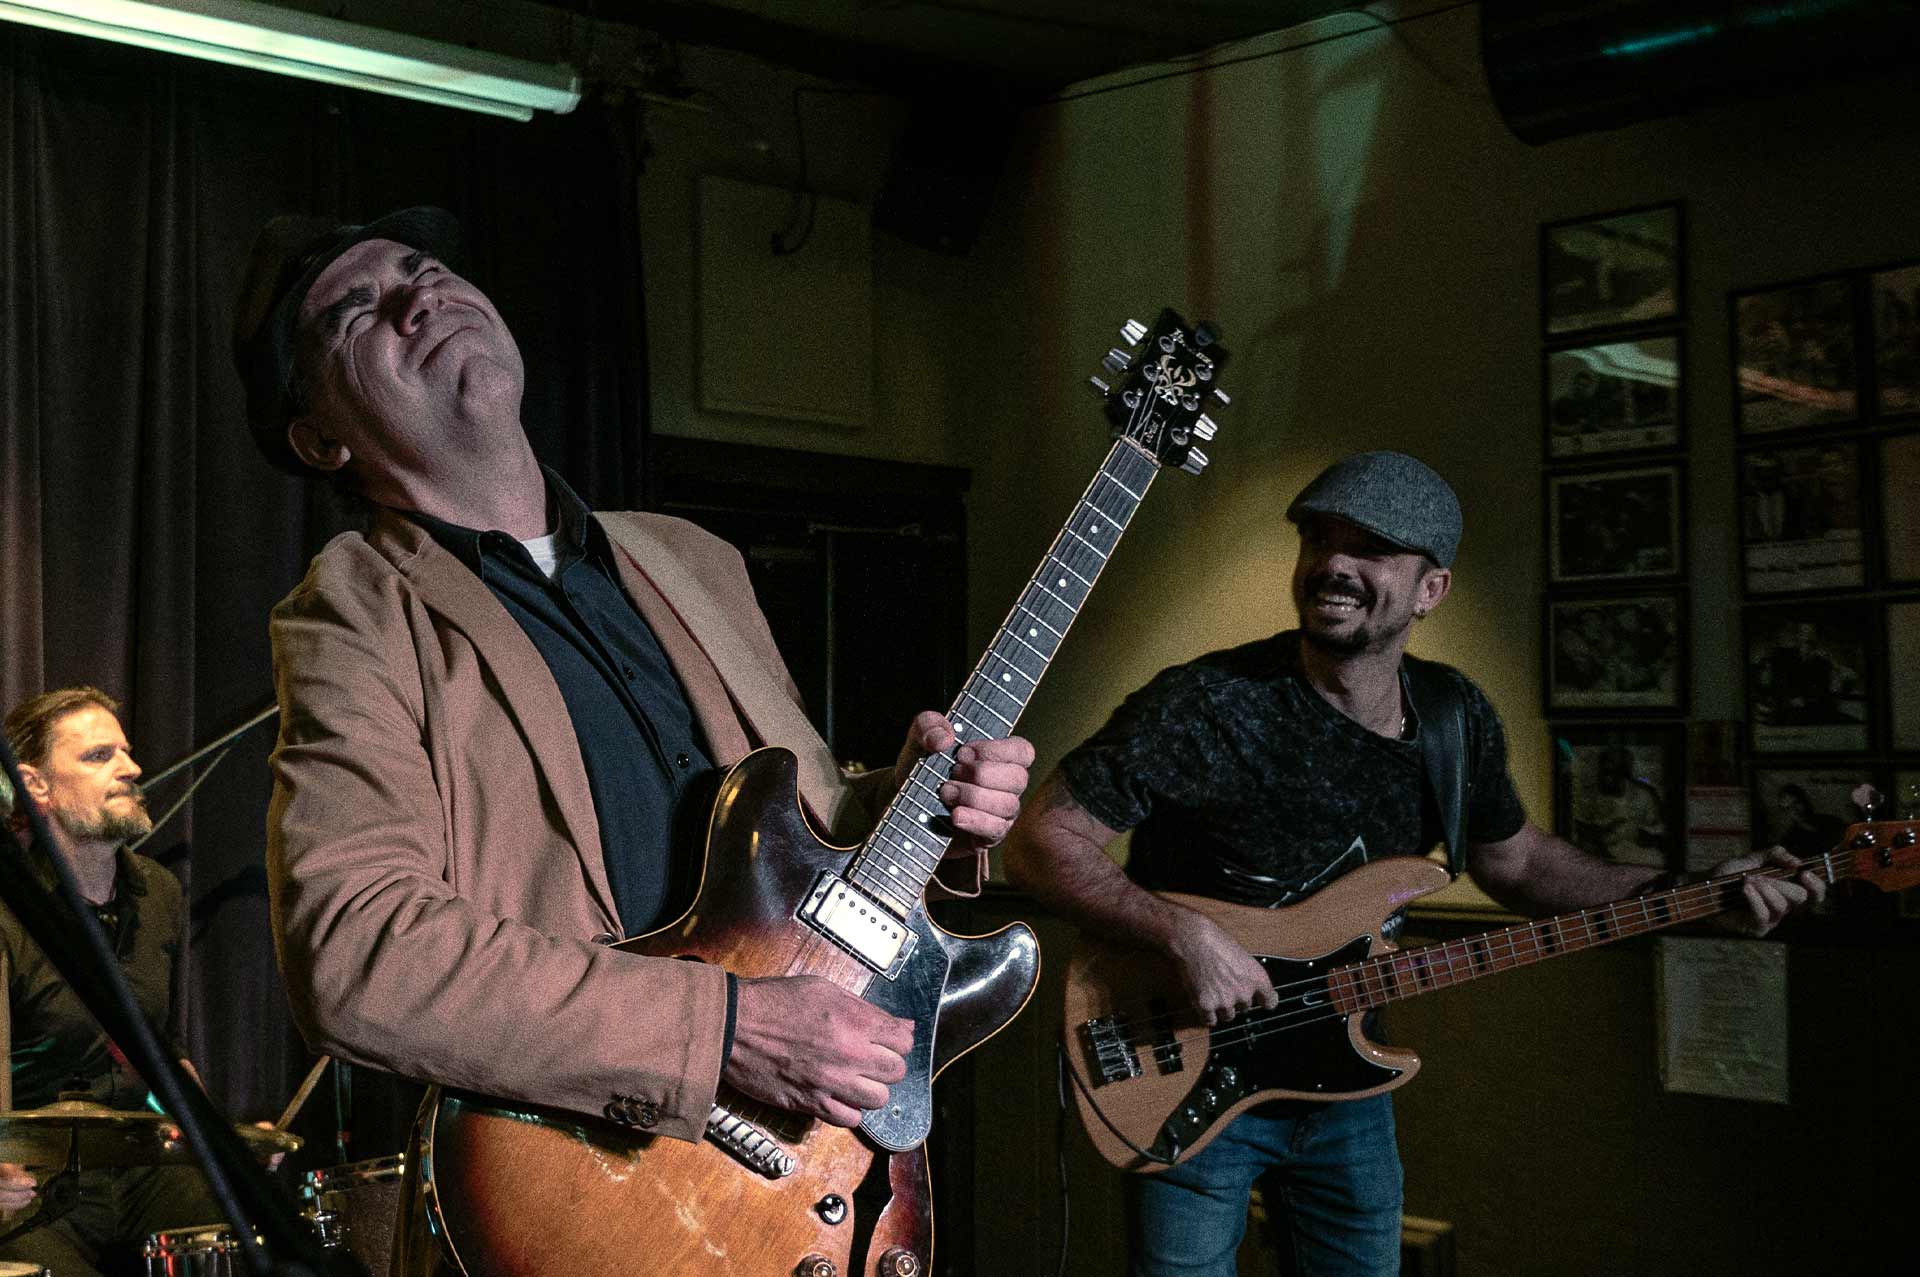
[1669,844,1827,937]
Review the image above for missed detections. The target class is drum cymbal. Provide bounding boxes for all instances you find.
[0,1099,303,1168]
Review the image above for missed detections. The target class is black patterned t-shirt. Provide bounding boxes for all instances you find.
[1058,632,1527,908]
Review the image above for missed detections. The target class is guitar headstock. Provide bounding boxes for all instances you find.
[1837,820,1920,893]
[1090,308,1229,475]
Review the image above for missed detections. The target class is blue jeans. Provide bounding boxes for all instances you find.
[1129,1095,1403,1277]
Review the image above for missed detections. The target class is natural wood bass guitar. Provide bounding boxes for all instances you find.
[420,310,1231,1276]
[1064,822,1920,1172]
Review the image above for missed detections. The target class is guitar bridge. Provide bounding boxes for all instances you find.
[1080,1016,1142,1086]
[706,1104,797,1179]
[796,872,917,977]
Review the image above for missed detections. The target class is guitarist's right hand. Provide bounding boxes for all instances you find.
[1167,913,1279,1028]
[723,974,913,1127]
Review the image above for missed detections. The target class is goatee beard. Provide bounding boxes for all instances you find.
[57,801,152,846]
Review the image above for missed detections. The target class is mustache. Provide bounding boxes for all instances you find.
[1303,570,1370,603]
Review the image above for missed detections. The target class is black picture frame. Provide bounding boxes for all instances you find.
[1543,332,1684,461]
[1751,763,1880,858]
[1888,597,1920,754]
[1732,273,1862,435]
[1544,591,1688,716]
[1541,202,1683,338]
[1546,464,1686,585]
[1870,260,1920,420]
[1551,723,1685,869]
[1744,601,1874,754]
[1737,439,1867,595]
[1882,431,1920,586]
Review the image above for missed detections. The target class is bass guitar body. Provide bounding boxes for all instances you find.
[1063,857,1451,1173]
[423,748,1041,1276]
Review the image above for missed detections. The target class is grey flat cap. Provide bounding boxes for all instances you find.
[1286,451,1462,567]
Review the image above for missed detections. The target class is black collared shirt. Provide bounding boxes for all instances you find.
[408,471,716,935]
[3,848,188,1110]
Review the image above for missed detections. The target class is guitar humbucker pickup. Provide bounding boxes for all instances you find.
[797,873,917,977]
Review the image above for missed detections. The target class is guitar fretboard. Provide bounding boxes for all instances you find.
[1327,852,1860,1014]
[846,439,1164,917]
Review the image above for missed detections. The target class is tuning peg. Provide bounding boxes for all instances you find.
[1103,348,1131,374]
[1088,375,1111,397]
[1193,322,1220,347]
[1193,415,1217,442]
[1212,388,1231,406]
[1180,448,1210,475]
[1121,319,1147,345]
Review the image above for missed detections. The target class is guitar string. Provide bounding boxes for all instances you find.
[1092,858,1849,1054]
[733,382,1184,1143]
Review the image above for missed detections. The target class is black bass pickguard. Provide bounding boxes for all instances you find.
[1145,935,1400,1165]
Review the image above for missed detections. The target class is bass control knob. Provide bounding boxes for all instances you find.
[877,1248,922,1276]
[795,1257,837,1277]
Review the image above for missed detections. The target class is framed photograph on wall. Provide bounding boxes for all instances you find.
[1541,202,1682,337]
[1870,261,1920,418]
[1745,602,1873,753]
[1883,432,1920,585]
[1732,274,1860,435]
[1545,592,1687,715]
[1888,598,1920,753]
[1552,723,1684,869]
[1738,440,1865,594]
[1544,333,1683,461]
[1546,465,1685,584]
[1752,765,1876,859]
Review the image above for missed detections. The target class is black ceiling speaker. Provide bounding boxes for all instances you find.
[1482,0,1920,145]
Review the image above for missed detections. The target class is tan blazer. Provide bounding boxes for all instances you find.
[266,509,937,1144]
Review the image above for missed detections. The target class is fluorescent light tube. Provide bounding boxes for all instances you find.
[0,0,581,121]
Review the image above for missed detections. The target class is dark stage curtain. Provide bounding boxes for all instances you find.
[0,25,648,1139]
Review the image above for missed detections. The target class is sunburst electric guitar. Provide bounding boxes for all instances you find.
[421,309,1230,1276]
[1065,823,1920,1172]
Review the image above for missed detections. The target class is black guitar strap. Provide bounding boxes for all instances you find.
[1402,657,1471,877]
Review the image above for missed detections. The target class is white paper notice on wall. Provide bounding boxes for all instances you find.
[1655,936,1788,1103]
[696,175,873,429]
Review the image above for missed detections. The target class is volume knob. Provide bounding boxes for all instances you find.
[878,1248,922,1276]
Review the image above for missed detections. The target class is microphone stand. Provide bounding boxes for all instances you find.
[129,703,280,856]
[0,737,359,1277]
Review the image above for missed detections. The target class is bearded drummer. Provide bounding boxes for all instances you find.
[0,688,229,1276]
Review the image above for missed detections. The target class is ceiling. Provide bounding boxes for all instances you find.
[569,0,1367,99]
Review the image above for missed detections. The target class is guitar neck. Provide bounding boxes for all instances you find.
[1334,853,1858,1011]
[844,439,1164,915]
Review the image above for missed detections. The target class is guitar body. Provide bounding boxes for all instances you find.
[424,748,1040,1276]
[1062,856,1451,1172]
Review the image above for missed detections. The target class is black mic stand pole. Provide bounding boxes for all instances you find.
[0,737,359,1277]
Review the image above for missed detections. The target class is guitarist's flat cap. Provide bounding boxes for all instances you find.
[1286,450,1462,567]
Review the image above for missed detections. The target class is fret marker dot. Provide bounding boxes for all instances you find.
[1001,673,1011,682]
[1028,627,1038,638]
[1057,577,1067,587]
[1092,524,1102,534]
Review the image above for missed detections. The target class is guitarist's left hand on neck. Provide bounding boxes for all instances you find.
[1701,845,1828,936]
[892,710,1036,855]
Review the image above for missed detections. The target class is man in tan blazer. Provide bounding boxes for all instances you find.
[233,208,1032,1265]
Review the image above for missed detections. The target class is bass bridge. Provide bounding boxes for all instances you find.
[796,872,918,978]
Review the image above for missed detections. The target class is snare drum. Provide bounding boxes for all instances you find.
[144,1223,243,1276]
[302,1153,405,1277]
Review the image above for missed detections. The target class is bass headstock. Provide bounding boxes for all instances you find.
[1089,308,1229,475]
[1837,820,1920,893]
